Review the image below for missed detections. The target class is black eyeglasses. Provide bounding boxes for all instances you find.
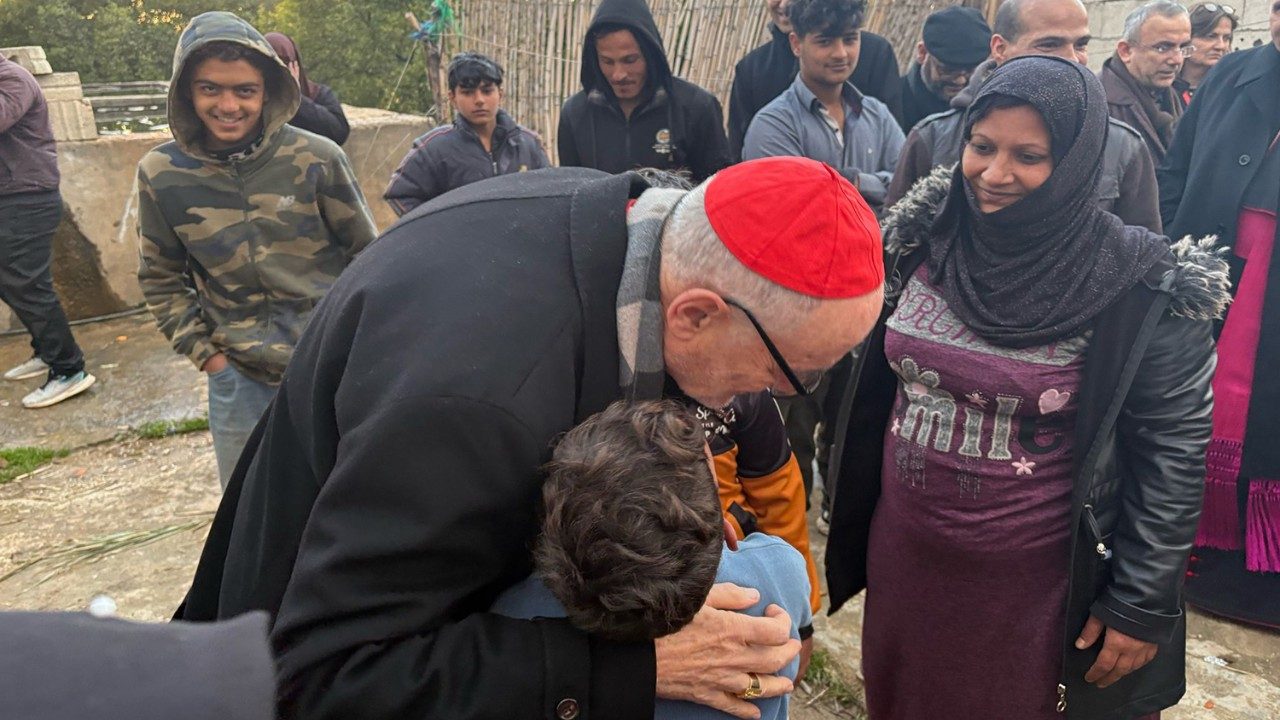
[723,297,824,397]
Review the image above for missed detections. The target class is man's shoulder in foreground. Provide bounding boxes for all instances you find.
[719,534,810,622]
[913,107,962,134]
[860,93,897,123]
[1106,116,1144,143]
[138,141,205,179]
[386,166,623,222]
[670,76,723,108]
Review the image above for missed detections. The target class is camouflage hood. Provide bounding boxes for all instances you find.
[167,12,300,161]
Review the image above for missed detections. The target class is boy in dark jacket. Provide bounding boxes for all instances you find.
[385,52,549,216]
[558,0,732,183]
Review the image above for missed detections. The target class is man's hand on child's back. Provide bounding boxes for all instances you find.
[655,582,800,720]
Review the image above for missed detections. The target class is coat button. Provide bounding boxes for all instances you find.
[1239,154,1251,166]
[556,698,580,720]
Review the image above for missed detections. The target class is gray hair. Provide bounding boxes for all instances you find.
[1123,1,1189,43]
[661,181,819,327]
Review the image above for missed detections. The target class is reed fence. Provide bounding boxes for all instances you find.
[436,0,1002,159]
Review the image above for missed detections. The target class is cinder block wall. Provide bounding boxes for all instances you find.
[1085,0,1272,71]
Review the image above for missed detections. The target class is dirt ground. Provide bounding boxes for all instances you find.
[1,317,1277,718]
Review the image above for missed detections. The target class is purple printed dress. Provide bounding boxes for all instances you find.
[862,269,1087,719]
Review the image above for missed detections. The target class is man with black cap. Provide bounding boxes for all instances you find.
[176,157,887,719]
[558,0,732,182]
[899,6,992,132]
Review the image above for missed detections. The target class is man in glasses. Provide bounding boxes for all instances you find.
[899,6,992,133]
[1101,1,1193,163]
[176,156,885,720]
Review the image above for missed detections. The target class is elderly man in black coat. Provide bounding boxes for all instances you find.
[177,157,885,720]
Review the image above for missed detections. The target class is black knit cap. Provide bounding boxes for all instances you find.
[922,6,992,67]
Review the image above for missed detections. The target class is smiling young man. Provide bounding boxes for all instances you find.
[727,0,906,160]
[1101,1,1192,164]
[742,0,904,214]
[557,0,732,182]
[135,11,377,488]
[385,52,549,216]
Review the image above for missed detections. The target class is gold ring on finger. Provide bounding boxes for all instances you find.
[738,672,763,700]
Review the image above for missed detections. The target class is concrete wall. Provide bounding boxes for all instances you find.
[1085,0,1272,71]
[1,107,429,331]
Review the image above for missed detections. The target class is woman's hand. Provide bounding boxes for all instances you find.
[656,583,801,719]
[1075,615,1158,688]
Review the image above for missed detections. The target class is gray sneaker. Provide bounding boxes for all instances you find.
[22,371,96,409]
[3,356,49,381]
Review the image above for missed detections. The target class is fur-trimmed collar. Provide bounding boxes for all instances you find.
[882,165,1232,321]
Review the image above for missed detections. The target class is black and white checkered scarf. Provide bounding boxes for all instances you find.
[617,187,687,401]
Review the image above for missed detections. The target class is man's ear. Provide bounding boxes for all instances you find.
[915,41,929,65]
[790,31,802,58]
[1116,39,1135,64]
[665,288,729,341]
[990,34,1008,64]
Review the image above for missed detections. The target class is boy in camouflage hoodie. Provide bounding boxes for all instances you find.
[136,12,377,488]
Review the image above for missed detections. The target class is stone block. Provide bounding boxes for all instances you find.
[0,46,52,75]
[36,71,81,89]
[40,85,85,103]
[46,99,98,142]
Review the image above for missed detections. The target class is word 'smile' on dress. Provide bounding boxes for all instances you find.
[863,268,1086,719]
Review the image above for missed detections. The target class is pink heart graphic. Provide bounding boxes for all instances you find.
[1039,389,1071,415]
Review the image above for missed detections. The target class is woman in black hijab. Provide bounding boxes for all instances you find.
[265,32,351,145]
[824,56,1228,719]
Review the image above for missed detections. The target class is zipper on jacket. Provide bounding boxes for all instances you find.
[624,115,632,164]
[1054,288,1170,717]
[231,159,269,369]
[1083,504,1111,560]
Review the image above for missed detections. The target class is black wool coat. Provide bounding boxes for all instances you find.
[177,168,658,720]
[1159,43,1280,477]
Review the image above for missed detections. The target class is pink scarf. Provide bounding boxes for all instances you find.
[1196,207,1280,573]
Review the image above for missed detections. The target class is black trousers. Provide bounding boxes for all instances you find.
[0,193,84,376]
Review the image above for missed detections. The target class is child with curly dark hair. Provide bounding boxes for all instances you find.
[491,400,811,719]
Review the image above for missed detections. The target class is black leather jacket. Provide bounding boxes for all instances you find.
[825,168,1229,719]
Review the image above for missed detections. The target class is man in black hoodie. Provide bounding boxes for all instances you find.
[558,0,732,183]
[728,0,904,160]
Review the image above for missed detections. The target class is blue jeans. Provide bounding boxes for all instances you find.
[207,363,276,489]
